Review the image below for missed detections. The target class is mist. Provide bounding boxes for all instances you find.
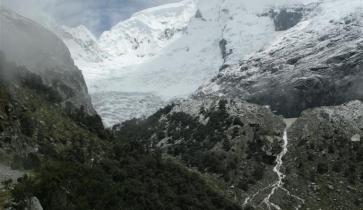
[2,0,180,36]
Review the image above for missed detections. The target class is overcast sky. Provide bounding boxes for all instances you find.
[2,0,179,36]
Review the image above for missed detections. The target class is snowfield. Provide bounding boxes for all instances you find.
[59,0,357,126]
[197,0,363,117]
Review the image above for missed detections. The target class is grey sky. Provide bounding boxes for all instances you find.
[2,0,179,36]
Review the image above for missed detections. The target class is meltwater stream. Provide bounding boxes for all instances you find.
[243,118,304,210]
[262,118,305,210]
[262,128,290,210]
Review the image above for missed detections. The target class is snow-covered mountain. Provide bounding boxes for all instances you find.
[63,0,197,82]
[198,0,363,117]
[56,0,278,125]
[61,25,109,64]
[60,0,362,126]
[98,0,197,64]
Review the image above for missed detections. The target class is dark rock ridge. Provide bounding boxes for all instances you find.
[198,5,363,118]
[258,4,318,31]
[281,101,363,210]
[0,8,95,114]
[114,97,287,205]
[259,4,316,31]
[270,7,304,31]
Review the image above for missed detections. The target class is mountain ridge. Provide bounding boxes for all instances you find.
[198,0,363,117]
[61,0,318,126]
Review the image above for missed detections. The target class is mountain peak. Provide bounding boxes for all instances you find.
[98,0,197,62]
[58,0,363,126]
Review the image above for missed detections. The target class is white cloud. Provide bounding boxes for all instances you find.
[2,0,179,35]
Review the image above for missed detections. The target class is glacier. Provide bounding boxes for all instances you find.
[198,0,363,117]
[60,0,324,126]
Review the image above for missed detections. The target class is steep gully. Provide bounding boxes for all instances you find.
[243,119,304,210]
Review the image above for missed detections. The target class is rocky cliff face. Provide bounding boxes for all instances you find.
[0,8,107,172]
[198,0,363,117]
[0,8,95,115]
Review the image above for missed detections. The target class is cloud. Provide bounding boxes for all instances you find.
[2,0,179,36]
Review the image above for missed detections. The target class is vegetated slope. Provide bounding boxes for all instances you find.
[114,97,363,209]
[0,56,242,210]
[281,101,363,210]
[0,52,106,171]
[113,98,287,206]
[0,52,106,208]
[198,0,363,117]
[0,51,241,210]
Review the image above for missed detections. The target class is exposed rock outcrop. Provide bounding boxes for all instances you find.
[281,101,363,209]
[270,7,305,31]
[198,1,363,118]
[26,197,43,210]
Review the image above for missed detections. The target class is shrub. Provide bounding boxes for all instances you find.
[19,115,35,137]
[11,175,36,209]
[317,162,329,174]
